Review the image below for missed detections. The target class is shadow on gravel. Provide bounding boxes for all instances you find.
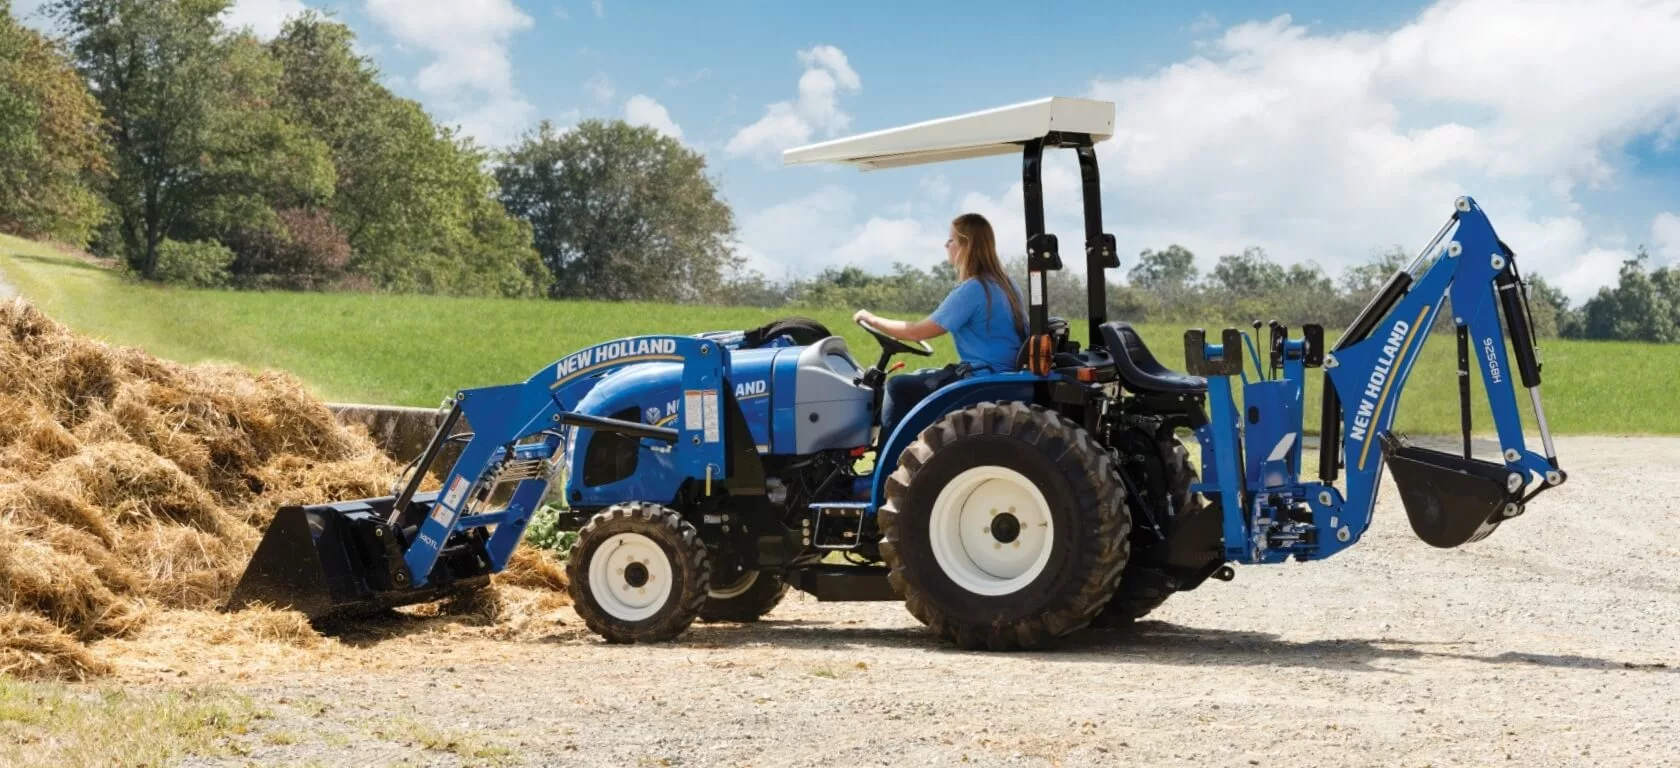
[625,616,1675,675]
[1056,622,1676,674]
[305,606,1675,677]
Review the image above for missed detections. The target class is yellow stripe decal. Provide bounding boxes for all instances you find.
[549,354,684,389]
[1357,304,1431,471]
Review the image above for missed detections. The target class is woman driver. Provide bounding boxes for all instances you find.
[852,212,1026,434]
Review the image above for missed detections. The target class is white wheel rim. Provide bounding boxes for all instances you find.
[928,465,1055,596]
[587,533,675,621]
[709,570,758,600]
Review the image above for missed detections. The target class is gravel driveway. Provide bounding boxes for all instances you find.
[178,436,1677,767]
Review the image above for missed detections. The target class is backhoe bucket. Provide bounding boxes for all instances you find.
[225,493,489,621]
[1380,434,1521,548]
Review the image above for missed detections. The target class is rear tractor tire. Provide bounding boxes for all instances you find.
[879,401,1131,651]
[1092,432,1205,628]
[698,568,788,623]
[565,502,709,644]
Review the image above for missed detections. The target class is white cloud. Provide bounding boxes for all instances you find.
[592,0,604,18]
[1069,0,1680,304]
[554,5,571,21]
[364,0,535,147]
[222,0,308,40]
[731,1,1680,300]
[920,173,952,204]
[624,95,683,141]
[585,73,615,104]
[726,45,862,157]
[832,217,946,270]
[665,69,711,88]
[736,186,943,279]
[1654,212,1680,263]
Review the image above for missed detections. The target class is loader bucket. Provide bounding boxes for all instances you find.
[225,504,348,619]
[1380,434,1521,548]
[225,494,488,621]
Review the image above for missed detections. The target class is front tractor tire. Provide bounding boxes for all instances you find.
[879,402,1131,651]
[565,502,709,644]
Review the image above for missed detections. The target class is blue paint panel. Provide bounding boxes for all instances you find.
[402,335,730,587]
[770,348,802,454]
[1242,380,1300,491]
[1198,375,1249,562]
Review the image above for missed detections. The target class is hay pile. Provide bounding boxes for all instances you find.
[0,298,566,680]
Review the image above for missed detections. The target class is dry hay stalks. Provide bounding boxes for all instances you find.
[0,298,484,680]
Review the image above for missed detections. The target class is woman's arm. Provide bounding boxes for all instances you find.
[853,309,946,342]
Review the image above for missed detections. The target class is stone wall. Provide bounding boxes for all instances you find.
[327,402,468,468]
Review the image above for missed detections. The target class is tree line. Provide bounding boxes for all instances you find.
[0,1,1672,343]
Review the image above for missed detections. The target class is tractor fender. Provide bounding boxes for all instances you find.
[868,371,1044,512]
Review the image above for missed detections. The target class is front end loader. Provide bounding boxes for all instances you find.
[225,96,1568,653]
[226,334,740,620]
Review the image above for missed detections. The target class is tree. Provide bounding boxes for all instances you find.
[1338,246,1409,296]
[495,119,740,302]
[0,2,110,244]
[1523,274,1575,339]
[1208,246,1286,296]
[269,13,545,297]
[1579,248,1679,343]
[48,0,332,279]
[1127,245,1197,292]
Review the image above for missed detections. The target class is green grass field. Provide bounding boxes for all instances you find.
[2,233,1674,435]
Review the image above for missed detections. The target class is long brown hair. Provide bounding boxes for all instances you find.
[950,213,1026,338]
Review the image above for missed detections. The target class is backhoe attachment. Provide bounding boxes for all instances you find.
[1186,196,1566,564]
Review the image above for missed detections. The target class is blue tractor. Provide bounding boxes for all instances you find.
[227,97,1569,650]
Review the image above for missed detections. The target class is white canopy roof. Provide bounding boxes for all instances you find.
[782,97,1115,171]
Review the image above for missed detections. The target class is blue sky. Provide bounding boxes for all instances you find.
[16,0,1680,304]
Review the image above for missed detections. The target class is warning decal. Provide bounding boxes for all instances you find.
[443,476,470,509]
[684,390,703,430]
[702,390,719,443]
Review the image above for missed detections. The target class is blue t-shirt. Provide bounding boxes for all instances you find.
[930,277,1026,372]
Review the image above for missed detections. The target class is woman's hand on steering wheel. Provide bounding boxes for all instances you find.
[853,310,933,357]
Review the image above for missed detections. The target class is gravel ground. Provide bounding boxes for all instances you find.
[179,436,1676,767]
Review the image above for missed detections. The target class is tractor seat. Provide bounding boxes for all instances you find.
[1098,322,1207,395]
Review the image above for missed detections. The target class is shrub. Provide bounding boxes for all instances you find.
[226,207,353,291]
[152,239,233,288]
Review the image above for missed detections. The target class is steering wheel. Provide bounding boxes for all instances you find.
[856,315,933,357]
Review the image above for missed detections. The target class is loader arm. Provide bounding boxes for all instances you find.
[226,334,735,617]
[1189,196,1567,565]
[399,334,733,586]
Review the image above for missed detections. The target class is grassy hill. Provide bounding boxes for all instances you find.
[2,233,1672,436]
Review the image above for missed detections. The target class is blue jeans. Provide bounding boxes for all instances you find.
[880,363,973,437]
